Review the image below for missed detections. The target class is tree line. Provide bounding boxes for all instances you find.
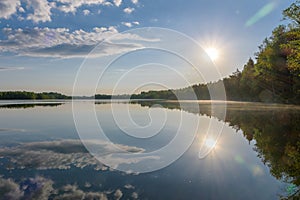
[0,91,70,100]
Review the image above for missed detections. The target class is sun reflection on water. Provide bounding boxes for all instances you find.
[204,138,217,149]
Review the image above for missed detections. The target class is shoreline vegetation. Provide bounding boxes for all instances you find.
[0,91,70,100]
[1,2,299,105]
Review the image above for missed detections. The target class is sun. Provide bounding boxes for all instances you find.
[205,47,219,61]
[204,138,217,149]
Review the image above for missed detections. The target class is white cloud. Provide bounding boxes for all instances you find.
[113,0,122,7]
[0,139,147,170]
[122,22,133,27]
[83,9,90,16]
[0,138,161,174]
[26,0,52,23]
[0,140,102,170]
[0,26,157,58]
[150,18,158,23]
[0,176,53,200]
[18,6,25,13]
[0,0,20,19]
[0,0,120,22]
[123,7,135,14]
[0,177,116,200]
[26,177,54,200]
[131,192,138,199]
[0,177,23,200]
[131,0,138,4]
[103,1,113,6]
[122,21,139,27]
[55,185,109,200]
[17,16,25,21]
[55,0,111,13]
[124,184,135,189]
[114,189,123,200]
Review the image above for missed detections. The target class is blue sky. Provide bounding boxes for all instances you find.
[0,0,295,95]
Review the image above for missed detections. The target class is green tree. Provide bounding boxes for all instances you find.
[240,58,261,101]
[255,25,295,102]
[283,0,300,26]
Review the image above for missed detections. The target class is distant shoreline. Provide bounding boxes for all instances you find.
[1,98,300,108]
[1,90,299,105]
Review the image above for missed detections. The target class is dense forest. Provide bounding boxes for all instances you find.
[96,1,300,104]
[0,91,70,100]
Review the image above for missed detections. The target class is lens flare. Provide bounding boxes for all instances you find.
[205,48,219,61]
[245,2,276,27]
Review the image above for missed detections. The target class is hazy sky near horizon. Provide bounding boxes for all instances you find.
[0,0,294,95]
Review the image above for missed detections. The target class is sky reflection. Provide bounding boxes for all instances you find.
[0,101,298,199]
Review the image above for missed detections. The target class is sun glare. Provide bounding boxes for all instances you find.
[204,138,217,149]
[205,48,219,61]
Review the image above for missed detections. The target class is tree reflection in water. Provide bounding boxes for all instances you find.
[135,100,300,198]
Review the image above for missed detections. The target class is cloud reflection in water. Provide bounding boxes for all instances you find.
[0,139,150,171]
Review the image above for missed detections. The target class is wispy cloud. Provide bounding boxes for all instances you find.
[0,128,26,132]
[123,7,135,14]
[121,21,140,28]
[124,184,135,189]
[56,0,112,13]
[0,26,156,58]
[0,66,25,71]
[0,139,146,170]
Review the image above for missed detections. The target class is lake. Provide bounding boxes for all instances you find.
[0,100,299,200]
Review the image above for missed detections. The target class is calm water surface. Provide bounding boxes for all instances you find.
[0,100,299,200]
